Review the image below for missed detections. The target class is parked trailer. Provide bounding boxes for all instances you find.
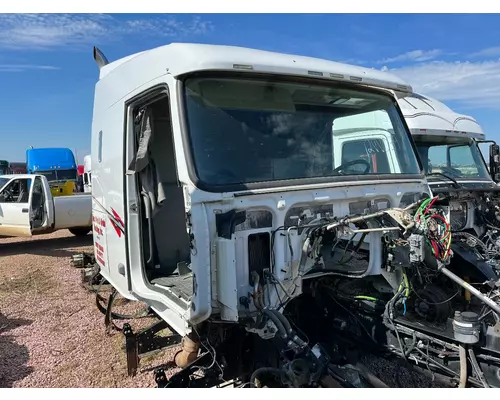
[9,162,26,174]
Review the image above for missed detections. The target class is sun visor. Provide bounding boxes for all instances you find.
[187,79,296,112]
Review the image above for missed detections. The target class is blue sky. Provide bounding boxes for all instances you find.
[1,13,500,162]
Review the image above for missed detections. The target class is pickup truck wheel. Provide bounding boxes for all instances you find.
[69,227,92,237]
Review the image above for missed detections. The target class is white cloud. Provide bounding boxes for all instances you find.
[0,14,213,50]
[386,60,500,109]
[379,49,442,64]
[470,46,500,58]
[0,64,60,72]
[338,57,366,65]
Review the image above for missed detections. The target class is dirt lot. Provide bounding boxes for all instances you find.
[0,230,179,388]
[0,230,443,389]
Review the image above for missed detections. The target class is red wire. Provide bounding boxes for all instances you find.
[428,213,452,260]
[429,214,451,231]
[424,196,439,215]
[430,240,439,256]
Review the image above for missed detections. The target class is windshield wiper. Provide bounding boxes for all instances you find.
[426,172,461,189]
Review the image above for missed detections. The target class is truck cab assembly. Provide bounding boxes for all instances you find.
[80,42,500,388]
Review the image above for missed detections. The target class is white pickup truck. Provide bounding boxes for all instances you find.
[0,174,92,237]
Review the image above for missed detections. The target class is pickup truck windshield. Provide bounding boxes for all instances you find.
[414,136,490,180]
[183,76,421,188]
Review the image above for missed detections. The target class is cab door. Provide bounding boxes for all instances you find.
[30,175,54,233]
[0,176,33,237]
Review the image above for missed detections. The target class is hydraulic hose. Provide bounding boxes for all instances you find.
[459,344,467,388]
[262,309,288,339]
[96,287,151,324]
[270,309,293,335]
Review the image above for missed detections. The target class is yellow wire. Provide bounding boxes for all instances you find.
[403,271,410,297]
[397,271,410,298]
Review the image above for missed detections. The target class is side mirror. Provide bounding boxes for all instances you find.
[489,143,500,183]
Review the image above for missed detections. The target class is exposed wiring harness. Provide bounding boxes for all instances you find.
[414,196,452,263]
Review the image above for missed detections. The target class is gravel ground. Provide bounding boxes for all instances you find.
[0,230,180,388]
[0,230,443,388]
[360,353,445,388]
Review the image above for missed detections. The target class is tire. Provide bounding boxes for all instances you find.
[69,227,92,237]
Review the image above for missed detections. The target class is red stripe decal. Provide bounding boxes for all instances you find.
[109,207,124,238]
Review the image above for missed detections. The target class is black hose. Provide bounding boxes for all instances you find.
[250,367,282,388]
[104,289,121,333]
[270,309,293,335]
[96,288,151,321]
[262,309,288,339]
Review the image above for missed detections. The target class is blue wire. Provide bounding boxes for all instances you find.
[403,298,407,316]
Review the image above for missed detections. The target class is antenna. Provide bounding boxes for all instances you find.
[93,46,109,69]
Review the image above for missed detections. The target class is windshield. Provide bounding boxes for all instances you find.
[0,177,9,190]
[183,76,421,189]
[414,136,490,180]
[38,169,77,182]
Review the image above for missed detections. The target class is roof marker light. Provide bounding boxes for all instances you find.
[308,70,323,77]
[330,73,344,79]
[233,64,253,70]
[350,76,363,82]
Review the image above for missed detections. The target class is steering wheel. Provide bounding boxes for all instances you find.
[332,159,371,175]
[0,187,14,202]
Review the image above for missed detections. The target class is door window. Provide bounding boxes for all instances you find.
[0,178,30,203]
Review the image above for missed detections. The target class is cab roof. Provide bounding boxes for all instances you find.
[96,42,413,95]
[398,92,485,140]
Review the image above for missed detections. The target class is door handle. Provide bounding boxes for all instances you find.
[22,208,28,213]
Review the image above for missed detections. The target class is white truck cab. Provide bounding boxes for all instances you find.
[0,174,92,237]
[89,44,500,389]
[399,93,498,189]
[399,93,500,279]
[90,42,429,339]
[332,108,402,175]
